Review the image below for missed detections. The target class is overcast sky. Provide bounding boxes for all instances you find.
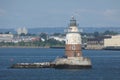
[0,0,120,28]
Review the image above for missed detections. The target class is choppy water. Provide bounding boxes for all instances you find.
[0,48,120,80]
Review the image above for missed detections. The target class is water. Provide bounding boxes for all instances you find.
[0,48,120,80]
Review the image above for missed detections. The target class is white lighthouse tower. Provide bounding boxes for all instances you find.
[54,17,92,69]
[65,16,82,57]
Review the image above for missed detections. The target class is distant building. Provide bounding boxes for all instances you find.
[0,34,13,42]
[49,36,65,42]
[12,36,41,43]
[17,27,28,35]
[86,37,104,49]
[86,36,111,49]
[104,35,120,47]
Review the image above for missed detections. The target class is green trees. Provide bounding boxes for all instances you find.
[0,39,65,47]
[46,38,65,47]
[91,30,118,38]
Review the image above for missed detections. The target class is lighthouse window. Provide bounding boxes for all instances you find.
[72,45,76,50]
[69,28,72,31]
[69,28,72,30]
[66,39,68,43]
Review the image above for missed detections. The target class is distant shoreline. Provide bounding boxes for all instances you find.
[1,46,120,51]
[0,46,50,48]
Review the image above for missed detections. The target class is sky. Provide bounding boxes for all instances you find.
[0,0,120,28]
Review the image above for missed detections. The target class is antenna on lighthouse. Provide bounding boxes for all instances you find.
[71,16,74,20]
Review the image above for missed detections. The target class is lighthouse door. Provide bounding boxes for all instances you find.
[72,45,77,57]
[74,52,77,57]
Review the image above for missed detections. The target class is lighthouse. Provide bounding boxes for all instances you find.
[11,17,92,69]
[54,17,92,69]
[65,16,82,57]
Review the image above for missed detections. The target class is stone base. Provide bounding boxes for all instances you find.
[11,57,92,69]
[53,57,92,69]
[54,64,91,69]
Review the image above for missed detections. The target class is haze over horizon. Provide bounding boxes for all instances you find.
[0,0,120,28]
